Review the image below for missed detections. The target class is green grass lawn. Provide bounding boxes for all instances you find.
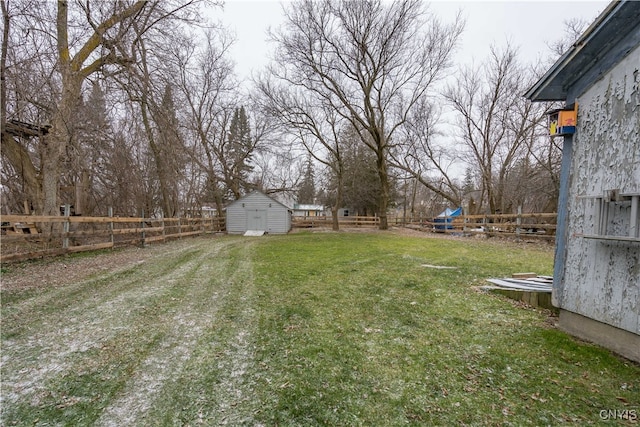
[1,232,638,426]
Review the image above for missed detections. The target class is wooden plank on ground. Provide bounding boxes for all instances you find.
[512,272,537,279]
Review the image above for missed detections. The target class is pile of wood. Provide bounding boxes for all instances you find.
[484,273,555,311]
[1,221,39,235]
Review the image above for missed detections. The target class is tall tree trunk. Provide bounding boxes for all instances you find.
[140,99,175,218]
[1,0,8,127]
[376,149,389,230]
[42,69,82,215]
[0,133,43,213]
[214,188,224,220]
[39,0,148,215]
[332,174,343,231]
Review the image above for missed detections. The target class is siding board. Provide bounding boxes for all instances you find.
[562,44,640,335]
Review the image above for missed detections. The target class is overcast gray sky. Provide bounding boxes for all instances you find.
[214,0,608,81]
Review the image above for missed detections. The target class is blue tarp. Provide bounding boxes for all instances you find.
[434,207,462,230]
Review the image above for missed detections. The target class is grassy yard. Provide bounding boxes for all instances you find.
[1,232,638,426]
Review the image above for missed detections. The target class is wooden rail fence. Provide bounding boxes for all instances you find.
[1,214,225,262]
[292,212,557,239]
[1,211,556,262]
[292,215,381,228]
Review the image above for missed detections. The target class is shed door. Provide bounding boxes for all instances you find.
[247,209,267,230]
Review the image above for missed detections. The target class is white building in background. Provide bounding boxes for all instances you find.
[292,204,326,217]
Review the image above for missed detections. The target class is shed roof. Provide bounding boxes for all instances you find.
[226,190,291,211]
[525,0,640,102]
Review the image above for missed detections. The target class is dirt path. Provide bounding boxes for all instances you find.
[1,236,262,425]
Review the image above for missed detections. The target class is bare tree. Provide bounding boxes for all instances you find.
[255,73,347,230]
[269,0,463,229]
[110,5,212,218]
[1,1,205,215]
[1,0,9,128]
[1,0,60,213]
[444,44,549,214]
[525,131,562,212]
[173,26,278,214]
[116,39,178,217]
[391,96,462,206]
[172,28,235,214]
[547,17,591,59]
[42,1,148,215]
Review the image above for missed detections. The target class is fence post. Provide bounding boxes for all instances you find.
[178,217,182,239]
[141,210,146,247]
[161,213,165,242]
[516,206,522,241]
[62,204,71,249]
[631,195,639,238]
[483,214,488,236]
[108,207,114,246]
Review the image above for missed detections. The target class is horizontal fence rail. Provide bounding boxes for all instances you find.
[292,215,381,228]
[292,213,557,239]
[1,214,225,262]
[2,211,556,262]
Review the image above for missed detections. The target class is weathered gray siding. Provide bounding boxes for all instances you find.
[226,201,248,234]
[560,44,640,335]
[226,191,291,234]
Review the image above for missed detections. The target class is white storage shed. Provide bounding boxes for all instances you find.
[226,191,292,234]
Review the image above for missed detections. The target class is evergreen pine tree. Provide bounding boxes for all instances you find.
[463,168,475,195]
[297,156,316,204]
[226,106,254,199]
